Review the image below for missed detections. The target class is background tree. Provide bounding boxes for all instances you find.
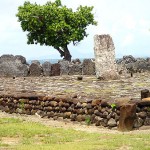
[16,0,97,61]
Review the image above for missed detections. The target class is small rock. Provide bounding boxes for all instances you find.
[70,114,77,121]
[137,112,147,119]
[102,111,109,118]
[64,112,71,119]
[76,102,82,108]
[100,119,108,127]
[77,76,83,80]
[92,99,101,106]
[82,103,87,108]
[134,117,144,128]
[86,103,92,109]
[76,115,84,122]
[94,110,101,116]
[108,118,117,127]
[144,118,150,126]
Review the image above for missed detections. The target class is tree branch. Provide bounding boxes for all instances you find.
[55,47,65,57]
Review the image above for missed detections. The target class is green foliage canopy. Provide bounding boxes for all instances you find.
[16,0,97,61]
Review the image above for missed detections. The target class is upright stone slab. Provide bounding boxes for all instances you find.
[82,59,95,75]
[29,62,43,76]
[118,104,136,132]
[94,34,119,80]
[42,61,51,76]
[59,60,70,75]
[51,63,60,76]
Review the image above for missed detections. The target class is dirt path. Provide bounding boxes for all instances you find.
[0,111,150,135]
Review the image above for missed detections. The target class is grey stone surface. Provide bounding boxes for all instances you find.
[59,60,70,75]
[29,62,43,76]
[144,117,150,125]
[94,34,119,80]
[122,55,136,64]
[0,54,29,77]
[108,118,117,127]
[68,64,82,75]
[82,59,95,75]
[31,60,41,66]
[134,117,144,128]
[51,63,61,76]
[116,56,150,73]
[15,55,27,64]
[42,61,51,76]
[72,58,81,64]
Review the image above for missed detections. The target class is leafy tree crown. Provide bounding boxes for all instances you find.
[16,0,97,49]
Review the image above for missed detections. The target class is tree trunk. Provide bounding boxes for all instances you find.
[63,45,72,62]
[56,46,72,62]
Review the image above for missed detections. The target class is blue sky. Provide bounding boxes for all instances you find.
[0,0,150,60]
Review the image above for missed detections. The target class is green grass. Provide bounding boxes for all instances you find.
[0,117,150,150]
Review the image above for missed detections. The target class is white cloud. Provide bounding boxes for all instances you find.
[121,15,136,30]
[122,34,134,47]
[139,19,150,36]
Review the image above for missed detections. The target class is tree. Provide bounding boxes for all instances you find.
[16,0,97,61]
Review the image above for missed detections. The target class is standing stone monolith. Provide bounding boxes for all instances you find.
[94,34,119,80]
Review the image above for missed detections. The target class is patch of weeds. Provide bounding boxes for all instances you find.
[147,107,150,112]
[110,103,116,111]
[85,116,91,126]
[19,100,25,110]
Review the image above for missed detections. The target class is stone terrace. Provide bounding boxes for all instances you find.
[0,72,150,102]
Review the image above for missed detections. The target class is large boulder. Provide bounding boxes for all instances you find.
[0,54,29,77]
[29,62,43,76]
[31,60,41,65]
[117,56,150,73]
[122,55,136,64]
[136,58,149,72]
[15,55,27,64]
[82,59,95,75]
[42,61,51,76]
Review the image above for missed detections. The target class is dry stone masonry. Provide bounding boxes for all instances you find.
[94,34,119,80]
[0,90,150,131]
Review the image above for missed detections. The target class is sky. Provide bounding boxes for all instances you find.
[0,0,150,60]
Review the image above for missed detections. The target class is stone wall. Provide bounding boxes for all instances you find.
[0,54,150,77]
[117,55,150,74]
[0,92,150,131]
[94,34,119,80]
[0,55,96,77]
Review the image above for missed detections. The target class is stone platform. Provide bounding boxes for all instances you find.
[0,72,150,101]
[0,72,150,131]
